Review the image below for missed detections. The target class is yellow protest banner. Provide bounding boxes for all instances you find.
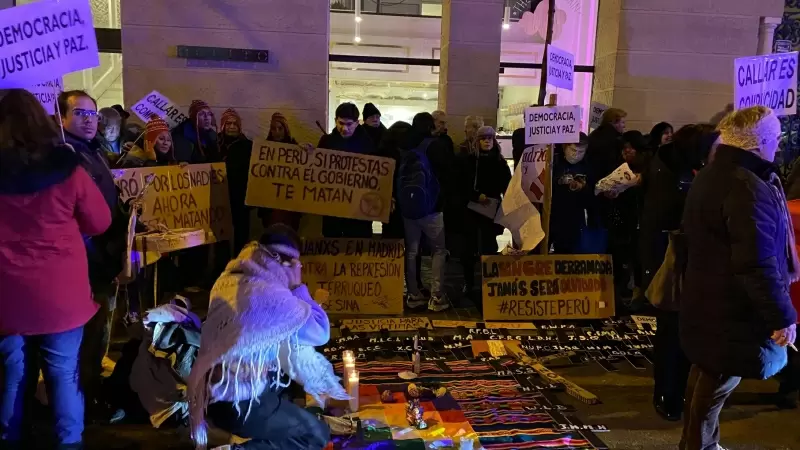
[301,238,404,315]
[481,254,615,320]
[432,320,478,329]
[113,163,232,242]
[484,322,538,329]
[245,140,396,222]
[340,317,432,332]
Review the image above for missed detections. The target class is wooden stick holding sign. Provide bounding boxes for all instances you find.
[540,93,557,255]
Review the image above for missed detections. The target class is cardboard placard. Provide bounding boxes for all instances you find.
[26,78,63,114]
[246,140,396,222]
[734,52,798,116]
[0,0,99,87]
[340,317,432,332]
[519,145,548,203]
[481,254,615,320]
[589,102,608,130]
[300,238,404,315]
[524,105,581,145]
[431,320,478,328]
[130,90,189,129]
[113,163,233,243]
[546,44,574,91]
[484,322,537,329]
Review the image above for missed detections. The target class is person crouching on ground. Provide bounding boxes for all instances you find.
[680,106,798,450]
[188,225,348,450]
[0,89,112,449]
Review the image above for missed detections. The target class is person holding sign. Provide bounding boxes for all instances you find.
[317,103,376,238]
[219,108,258,254]
[680,106,797,450]
[171,99,220,164]
[116,116,176,168]
[456,126,511,307]
[0,89,112,450]
[188,225,346,450]
[262,112,303,230]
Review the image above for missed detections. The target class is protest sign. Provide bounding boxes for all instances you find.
[246,140,396,222]
[0,0,99,87]
[734,52,798,116]
[340,317,432,332]
[113,163,233,244]
[546,45,574,91]
[496,162,545,250]
[301,238,404,315]
[589,102,608,130]
[130,90,189,129]
[519,145,548,204]
[432,320,479,328]
[26,78,63,114]
[481,254,615,320]
[524,105,580,145]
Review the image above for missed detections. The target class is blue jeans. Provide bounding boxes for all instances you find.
[403,212,447,296]
[0,326,85,446]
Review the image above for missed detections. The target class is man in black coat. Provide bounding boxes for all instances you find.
[317,103,376,238]
[680,106,797,450]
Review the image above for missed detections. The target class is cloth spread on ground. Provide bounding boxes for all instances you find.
[130,303,201,428]
[187,243,346,449]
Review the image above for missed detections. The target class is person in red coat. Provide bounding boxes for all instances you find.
[0,90,112,448]
[781,199,800,408]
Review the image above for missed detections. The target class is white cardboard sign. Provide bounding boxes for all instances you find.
[27,78,63,115]
[734,52,798,116]
[131,90,189,129]
[519,144,548,204]
[589,102,608,130]
[524,105,581,145]
[0,0,99,88]
[546,45,575,91]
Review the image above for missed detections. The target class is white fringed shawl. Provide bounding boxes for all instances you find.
[187,243,345,450]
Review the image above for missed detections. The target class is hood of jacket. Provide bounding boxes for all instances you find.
[0,144,81,195]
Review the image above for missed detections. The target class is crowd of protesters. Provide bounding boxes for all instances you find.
[0,86,799,450]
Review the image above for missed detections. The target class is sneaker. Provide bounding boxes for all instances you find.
[406,294,427,309]
[428,294,451,312]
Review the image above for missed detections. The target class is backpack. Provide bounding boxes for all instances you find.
[396,138,440,220]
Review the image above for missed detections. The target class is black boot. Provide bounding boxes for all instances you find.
[653,395,682,421]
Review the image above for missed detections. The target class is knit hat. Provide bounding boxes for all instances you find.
[477,125,496,138]
[145,116,170,145]
[220,108,241,129]
[718,107,781,151]
[363,102,381,119]
[189,99,211,124]
[269,112,292,140]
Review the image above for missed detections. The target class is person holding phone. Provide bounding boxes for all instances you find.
[551,134,590,254]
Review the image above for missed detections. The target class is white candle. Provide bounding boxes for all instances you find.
[348,371,360,412]
[342,351,355,381]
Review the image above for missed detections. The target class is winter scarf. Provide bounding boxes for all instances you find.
[187,243,346,450]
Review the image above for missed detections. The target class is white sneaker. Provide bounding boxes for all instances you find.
[406,294,427,309]
[428,294,450,312]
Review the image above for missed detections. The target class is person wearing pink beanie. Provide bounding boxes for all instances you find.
[171,99,221,163]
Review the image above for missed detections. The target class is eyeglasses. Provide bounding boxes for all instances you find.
[72,109,98,119]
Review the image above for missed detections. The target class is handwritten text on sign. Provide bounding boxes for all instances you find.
[340,317,432,332]
[734,52,798,116]
[546,45,574,91]
[589,102,608,130]
[0,0,99,87]
[114,163,233,242]
[520,145,547,203]
[130,90,189,129]
[525,105,581,145]
[301,239,404,315]
[26,78,63,114]
[246,141,396,222]
[481,254,615,320]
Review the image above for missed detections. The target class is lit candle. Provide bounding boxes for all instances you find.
[348,371,360,412]
[342,350,355,381]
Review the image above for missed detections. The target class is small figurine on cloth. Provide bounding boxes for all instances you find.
[405,399,427,429]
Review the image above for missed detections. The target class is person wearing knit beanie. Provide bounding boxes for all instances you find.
[146,117,174,160]
[268,112,297,144]
[221,108,242,138]
[218,107,255,254]
[362,103,381,127]
[171,99,220,163]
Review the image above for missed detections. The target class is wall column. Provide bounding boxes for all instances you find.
[759,17,783,55]
[121,0,330,145]
[592,0,785,131]
[438,0,504,140]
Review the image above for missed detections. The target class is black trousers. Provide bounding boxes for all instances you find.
[653,310,691,409]
[207,389,330,450]
[779,346,800,395]
[461,213,499,291]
